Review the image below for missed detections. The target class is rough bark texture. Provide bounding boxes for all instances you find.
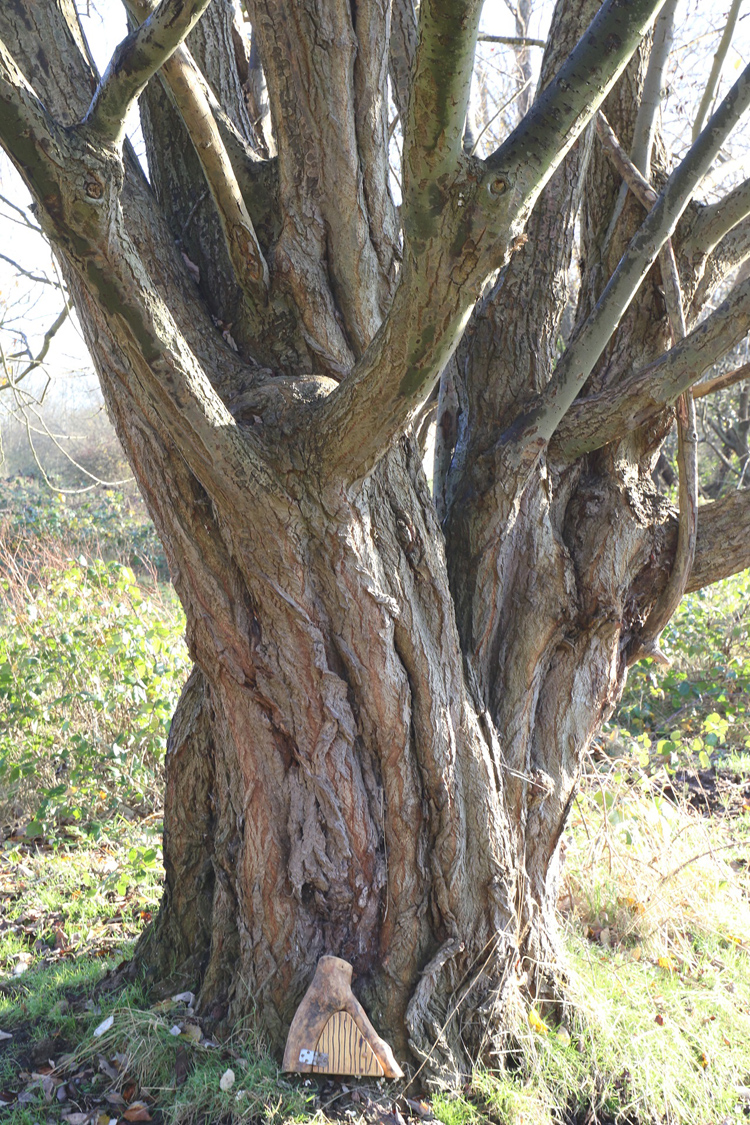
[2,0,750,1087]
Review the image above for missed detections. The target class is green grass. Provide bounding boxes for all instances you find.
[0,824,163,979]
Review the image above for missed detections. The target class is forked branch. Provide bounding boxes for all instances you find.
[553,271,750,458]
[314,0,670,482]
[498,58,750,467]
[484,0,671,203]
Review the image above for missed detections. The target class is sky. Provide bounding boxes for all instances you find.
[0,0,748,417]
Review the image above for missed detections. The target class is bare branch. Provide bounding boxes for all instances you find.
[693,361,750,400]
[601,0,677,248]
[0,251,57,286]
[692,0,743,143]
[484,0,670,202]
[0,302,72,391]
[125,0,269,307]
[477,34,545,48]
[498,57,750,467]
[0,191,42,232]
[630,0,677,177]
[687,488,750,592]
[83,0,212,144]
[596,112,658,209]
[312,0,672,483]
[402,0,483,195]
[685,176,750,257]
[553,271,750,458]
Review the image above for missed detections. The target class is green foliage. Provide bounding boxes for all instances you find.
[0,477,167,579]
[0,551,189,834]
[607,570,750,774]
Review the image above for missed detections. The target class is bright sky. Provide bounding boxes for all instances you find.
[0,0,747,412]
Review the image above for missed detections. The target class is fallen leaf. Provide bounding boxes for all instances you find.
[181,1023,202,1044]
[655,1013,665,1026]
[122,1079,138,1102]
[93,1015,114,1038]
[404,1098,432,1118]
[97,1056,119,1082]
[62,1114,91,1124]
[220,1067,235,1091]
[556,1027,571,1047]
[0,1031,12,1041]
[123,1105,152,1122]
[527,1009,547,1034]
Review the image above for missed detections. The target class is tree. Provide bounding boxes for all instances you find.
[1,0,750,1082]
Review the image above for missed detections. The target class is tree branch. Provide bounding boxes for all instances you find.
[401,0,484,204]
[596,112,658,208]
[83,0,212,144]
[553,270,750,458]
[630,0,676,177]
[595,110,698,663]
[0,251,57,286]
[484,0,670,203]
[311,0,671,483]
[498,57,750,468]
[389,0,418,126]
[692,0,743,143]
[684,175,750,258]
[630,394,697,664]
[125,0,269,310]
[600,0,676,246]
[693,361,750,400]
[477,34,545,48]
[687,488,750,592]
[0,39,66,212]
[0,29,277,512]
[0,302,72,390]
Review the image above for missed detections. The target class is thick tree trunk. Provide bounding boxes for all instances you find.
[133,437,524,1079]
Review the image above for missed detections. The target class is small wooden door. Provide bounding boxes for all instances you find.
[311,1010,385,1076]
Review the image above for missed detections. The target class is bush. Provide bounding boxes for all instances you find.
[0,552,189,835]
[607,570,750,773]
